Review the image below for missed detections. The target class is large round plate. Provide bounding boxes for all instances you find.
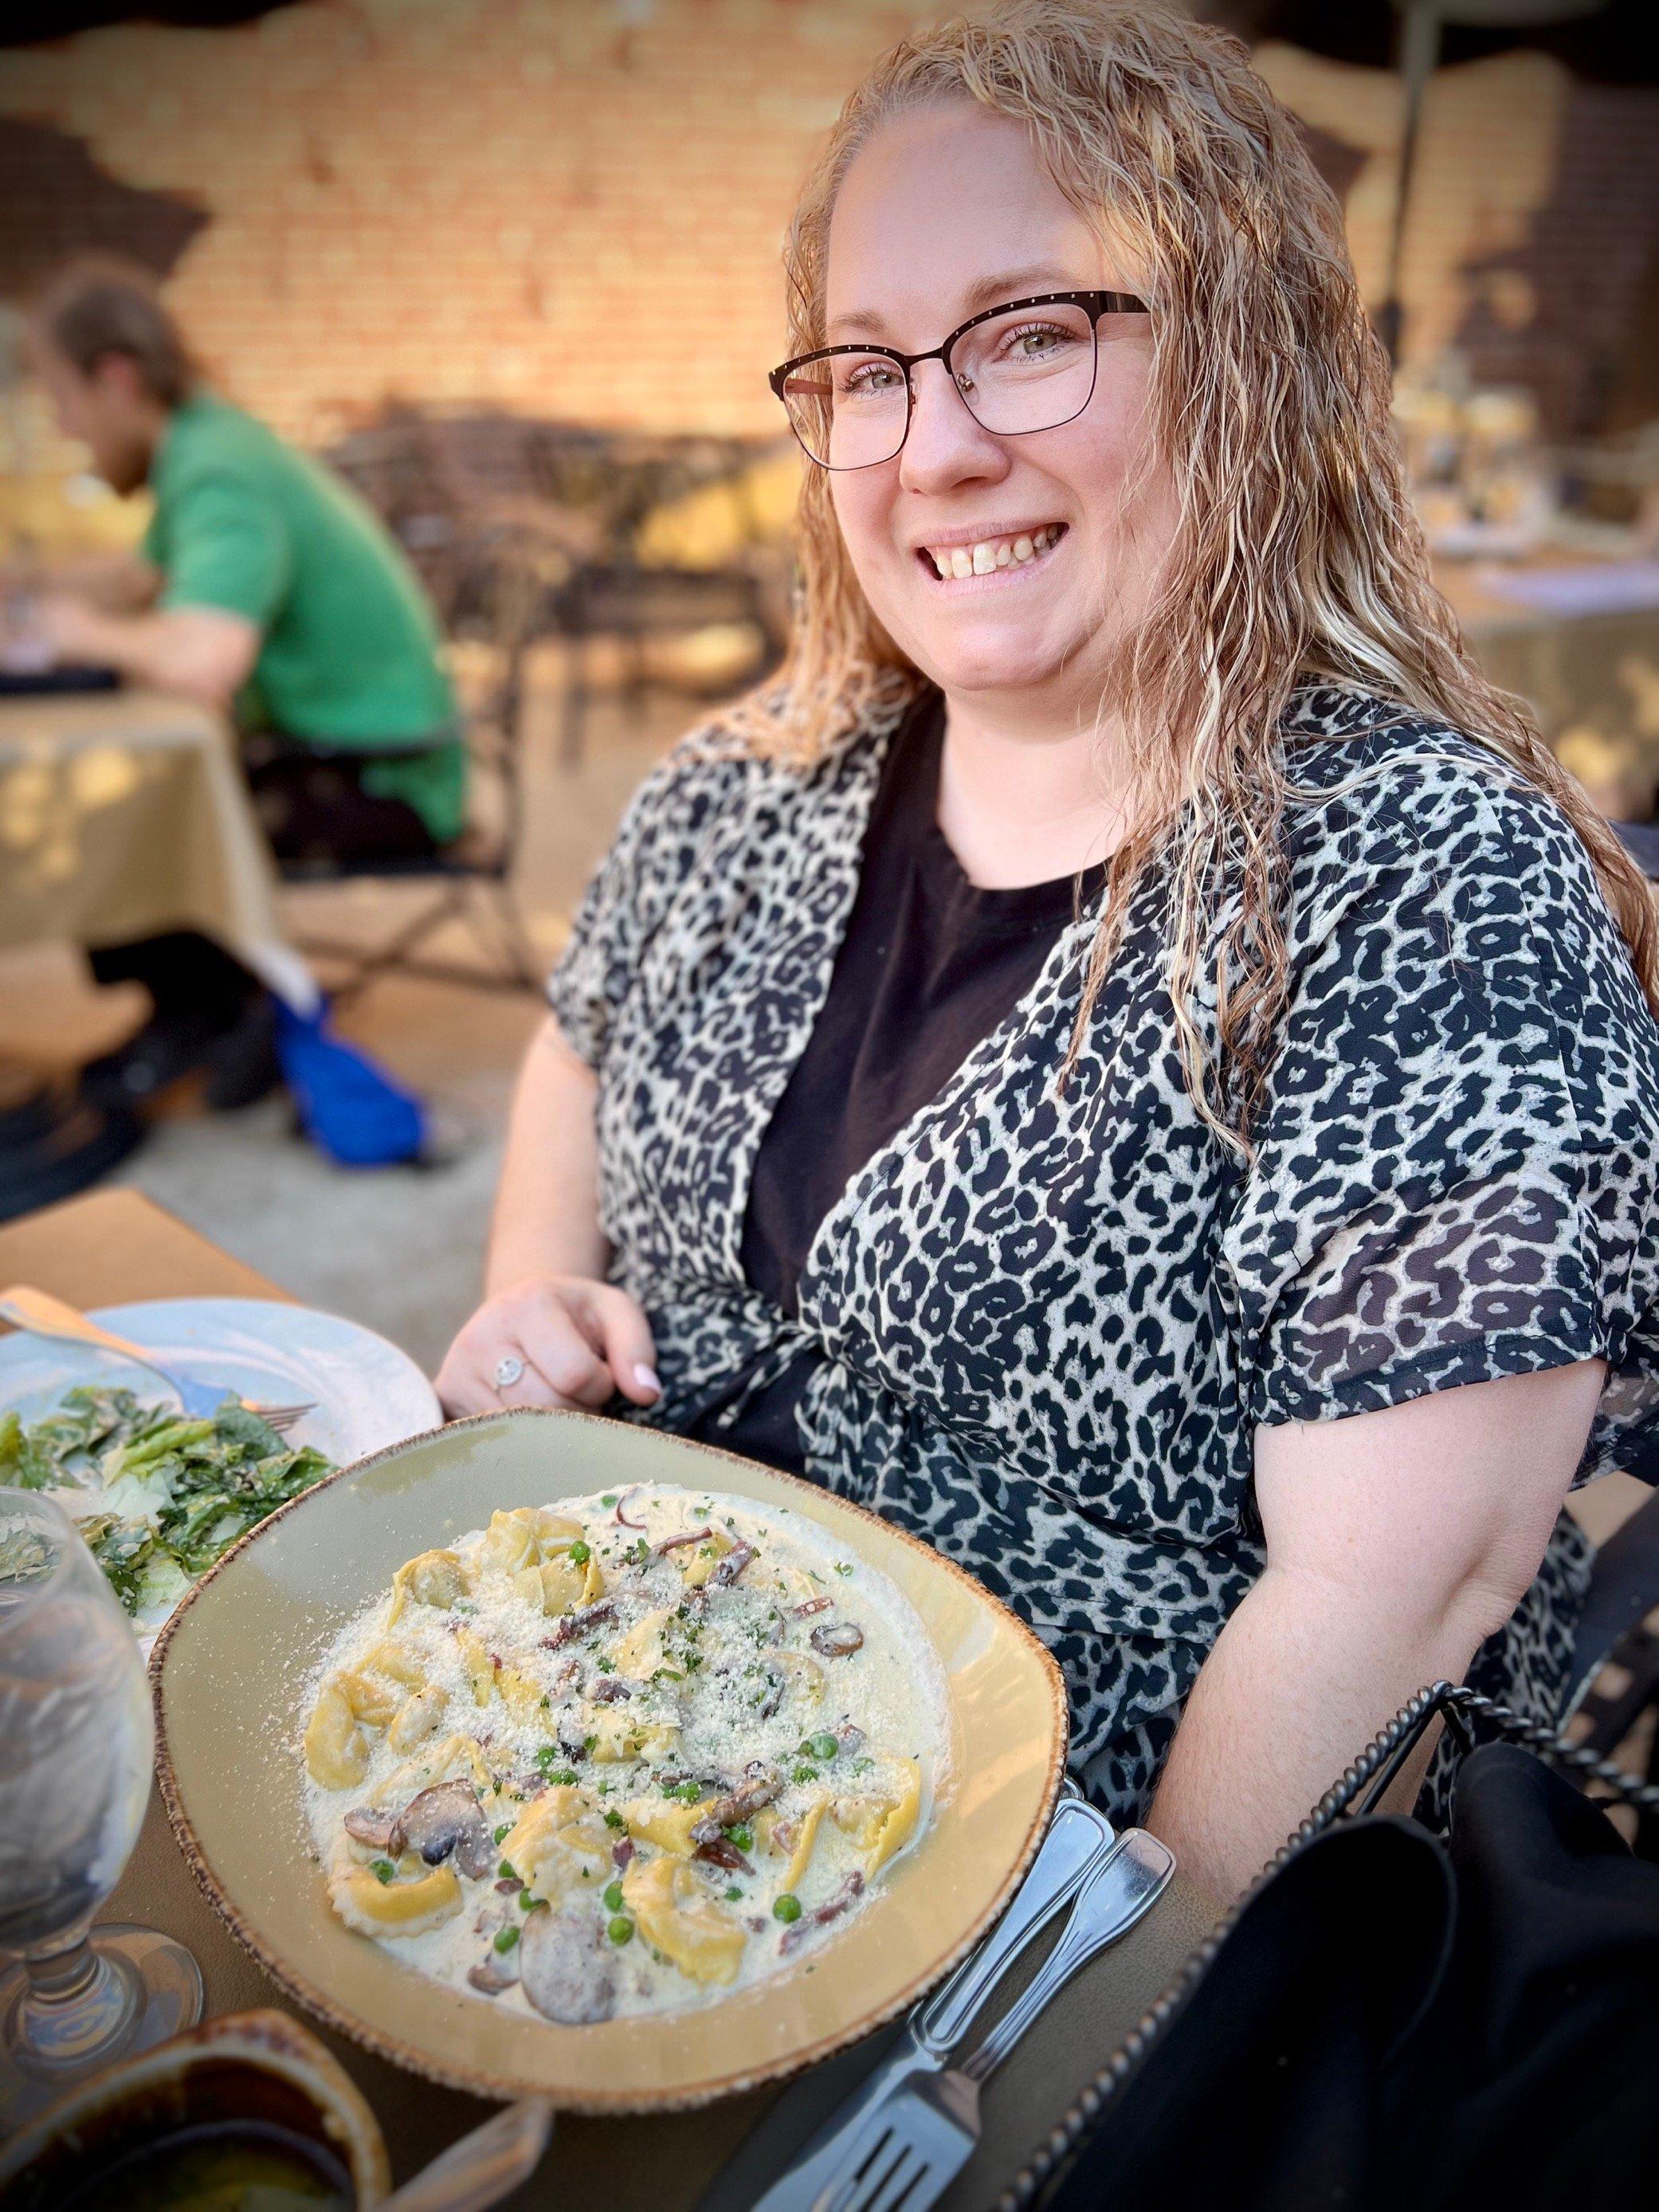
[153,1410,1068,2111]
[0,1297,441,1466]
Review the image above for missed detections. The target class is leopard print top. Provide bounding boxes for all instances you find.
[547,679,1659,1823]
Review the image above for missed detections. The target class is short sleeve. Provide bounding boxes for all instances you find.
[156,472,292,626]
[1219,758,1659,1487]
[546,725,747,1073]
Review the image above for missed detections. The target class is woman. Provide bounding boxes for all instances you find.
[439,2,1659,1901]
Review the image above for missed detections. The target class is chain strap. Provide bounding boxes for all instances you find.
[997,1679,1659,2211]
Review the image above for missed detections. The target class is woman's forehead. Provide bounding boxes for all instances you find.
[826,103,1143,345]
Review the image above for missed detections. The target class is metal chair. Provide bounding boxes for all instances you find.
[280,548,548,1005]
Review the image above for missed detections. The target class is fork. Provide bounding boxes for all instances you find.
[0,1285,314,1433]
[818,1829,1175,2212]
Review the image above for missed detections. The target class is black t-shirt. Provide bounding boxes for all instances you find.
[685,687,1108,1471]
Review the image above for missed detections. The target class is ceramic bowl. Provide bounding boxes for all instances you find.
[152,1410,1067,2112]
[0,2007,390,2208]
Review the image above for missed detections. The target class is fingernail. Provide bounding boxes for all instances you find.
[634,1364,661,1398]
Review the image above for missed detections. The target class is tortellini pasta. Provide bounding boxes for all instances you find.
[330,1864,461,1938]
[622,1855,746,1986]
[304,1482,945,2026]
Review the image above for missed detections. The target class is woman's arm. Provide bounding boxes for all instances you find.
[1146,1355,1606,1903]
[436,1015,660,1416]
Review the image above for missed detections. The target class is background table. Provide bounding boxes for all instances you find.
[0,691,314,1009]
[0,1190,1220,2206]
[1443,562,1659,819]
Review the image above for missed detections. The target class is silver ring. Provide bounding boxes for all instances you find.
[492,1352,526,1390]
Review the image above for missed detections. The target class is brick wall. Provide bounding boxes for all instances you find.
[1,1,1654,448]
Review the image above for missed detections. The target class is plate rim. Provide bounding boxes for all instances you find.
[151,1406,1070,2112]
[0,1292,442,1441]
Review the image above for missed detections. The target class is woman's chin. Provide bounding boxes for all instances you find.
[911,629,1086,700]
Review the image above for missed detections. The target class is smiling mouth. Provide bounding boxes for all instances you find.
[917,523,1069,582]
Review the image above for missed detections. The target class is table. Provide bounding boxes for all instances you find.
[0,1190,1220,2207]
[0,691,316,1010]
[1442,563,1659,818]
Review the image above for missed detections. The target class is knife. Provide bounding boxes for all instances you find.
[743,1794,1116,2212]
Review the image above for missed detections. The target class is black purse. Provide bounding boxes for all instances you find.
[1012,1682,1659,2212]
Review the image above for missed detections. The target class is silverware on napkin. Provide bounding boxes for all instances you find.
[746,1794,1119,2212]
[814,1830,1175,2212]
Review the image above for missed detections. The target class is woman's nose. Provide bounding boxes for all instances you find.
[897,356,1009,494]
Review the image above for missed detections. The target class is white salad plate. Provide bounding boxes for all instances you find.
[0,1296,441,1469]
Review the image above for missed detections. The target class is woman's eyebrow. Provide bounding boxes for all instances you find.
[825,264,1078,343]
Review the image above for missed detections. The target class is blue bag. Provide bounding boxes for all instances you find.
[273,1001,429,1167]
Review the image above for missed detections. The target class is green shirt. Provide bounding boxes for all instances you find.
[142,392,465,843]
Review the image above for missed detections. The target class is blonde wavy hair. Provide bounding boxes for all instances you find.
[728,0,1659,1168]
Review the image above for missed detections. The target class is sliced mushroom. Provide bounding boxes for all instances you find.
[792,1597,833,1618]
[810,1622,864,1658]
[755,1665,786,1721]
[694,1836,755,1876]
[610,1837,635,1871]
[468,1953,520,1995]
[833,1720,866,1758]
[653,1526,714,1557]
[343,1806,406,1856]
[590,1675,633,1704]
[519,1907,616,2025]
[779,1869,865,1956]
[707,1762,782,1829]
[705,1541,755,1590]
[539,1598,615,1652]
[398,1781,494,1879]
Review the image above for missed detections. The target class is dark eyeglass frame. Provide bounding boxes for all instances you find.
[768,288,1149,470]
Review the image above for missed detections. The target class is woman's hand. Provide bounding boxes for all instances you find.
[435,1276,661,1418]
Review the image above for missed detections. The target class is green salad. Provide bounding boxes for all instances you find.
[0,1386,334,1621]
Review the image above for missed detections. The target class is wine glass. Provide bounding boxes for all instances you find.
[0,1487,202,2128]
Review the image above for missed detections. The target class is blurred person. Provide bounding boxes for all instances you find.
[18,257,465,1108]
[437,2,1659,1902]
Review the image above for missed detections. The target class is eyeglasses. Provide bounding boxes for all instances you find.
[769,288,1148,472]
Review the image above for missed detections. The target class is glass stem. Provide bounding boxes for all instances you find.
[7,1929,139,2074]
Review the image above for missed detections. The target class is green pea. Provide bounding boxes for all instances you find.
[493,1925,520,1954]
[570,1539,592,1564]
[773,1893,802,1924]
[603,1881,624,1912]
[607,1916,635,1946]
[727,1823,753,1851]
[493,1823,511,1845]
[724,1885,743,1902]
[499,1860,517,1882]
[370,1859,395,1885]
[517,1888,539,1910]
[808,1733,840,1763]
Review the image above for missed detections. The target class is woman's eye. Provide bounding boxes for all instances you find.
[1005,323,1069,359]
[837,359,903,399]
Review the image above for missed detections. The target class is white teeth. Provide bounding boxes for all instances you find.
[925,524,1063,578]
